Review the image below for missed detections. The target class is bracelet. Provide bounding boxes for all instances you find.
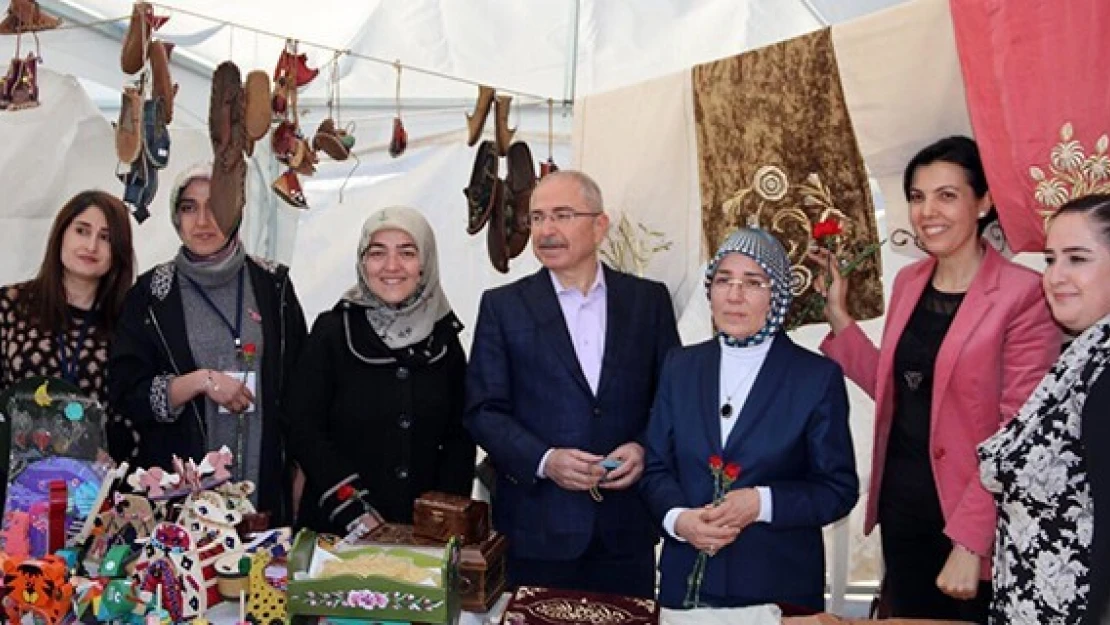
[203,370,220,393]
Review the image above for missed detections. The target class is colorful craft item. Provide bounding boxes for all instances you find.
[64,401,84,421]
[1,511,31,557]
[47,479,67,553]
[100,544,135,578]
[33,381,52,406]
[95,579,139,621]
[0,554,75,625]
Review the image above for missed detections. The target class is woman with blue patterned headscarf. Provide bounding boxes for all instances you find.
[640,227,859,610]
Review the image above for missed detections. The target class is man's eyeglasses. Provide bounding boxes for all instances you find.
[710,276,772,293]
[528,208,603,226]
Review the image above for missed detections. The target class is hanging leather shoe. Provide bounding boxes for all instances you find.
[243,70,271,141]
[272,169,308,208]
[540,158,560,178]
[389,117,408,158]
[120,2,167,75]
[504,142,537,259]
[116,87,143,164]
[486,179,510,274]
[312,118,349,161]
[149,40,176,124]
[0,0,60,34]
[208,61,247,236]
[464,140,499,235]
[493,94,516,157]
[465,85,495,146]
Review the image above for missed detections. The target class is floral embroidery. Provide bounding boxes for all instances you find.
[150,263,175,301]
[150,374,174,422]
[1029,123,1110,225]
[599,213,673,277]
[721,170,880,304]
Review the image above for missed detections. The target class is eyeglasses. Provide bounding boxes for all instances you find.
[528,208,602,226]
[710,276,772,293]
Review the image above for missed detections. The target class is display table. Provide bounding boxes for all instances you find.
[202,597,791,624]
[202,593,512,625]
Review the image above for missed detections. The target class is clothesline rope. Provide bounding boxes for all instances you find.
[147,1,564,104]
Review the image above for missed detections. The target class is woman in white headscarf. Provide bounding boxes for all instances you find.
[640,227,858,611]
[283,206,475,535]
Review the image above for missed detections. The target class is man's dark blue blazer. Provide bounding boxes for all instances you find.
[640,334,859,610]
[465,265,680,561]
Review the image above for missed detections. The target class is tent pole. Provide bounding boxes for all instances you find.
[564,0,581,106]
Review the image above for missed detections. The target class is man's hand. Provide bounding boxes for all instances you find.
[700,487,761,533]
[599,442,645,490]
[936,543,981,600]
[675,508,741,554]
[545,448,605,491]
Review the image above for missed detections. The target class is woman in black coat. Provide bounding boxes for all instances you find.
[284,205,474,535]
[109,164,307,525]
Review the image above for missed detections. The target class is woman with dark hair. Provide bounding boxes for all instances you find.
[0,190,138,461]
[109,163,307,524]
[980,193,1110,625]
[809,136,1060,622]
[283,206,474,535]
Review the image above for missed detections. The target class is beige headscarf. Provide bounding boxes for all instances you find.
[342,206,452,349]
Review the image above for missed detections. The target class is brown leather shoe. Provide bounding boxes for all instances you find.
[312,118,349,161]
[209,61,247,236]
[464,140,499,235]
[243,70,271,141]
[116,87,143,164]
[389,117,408,158]
[465,85,494,146]
[486,179,509,273]
[120,2,167,75]
[493,94,516,157]
[273,169,308,208]
[0,0,60,33]
[3,52,40,110]
[504,142,537,259]
[149,40,175,124]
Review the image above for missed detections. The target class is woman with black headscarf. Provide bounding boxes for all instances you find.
[283,206,474,536]
[109,162,307,524]
[640,227,858,611]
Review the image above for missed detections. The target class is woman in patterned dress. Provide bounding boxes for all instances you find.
[0,190,137,462]
[979,193,1110,625]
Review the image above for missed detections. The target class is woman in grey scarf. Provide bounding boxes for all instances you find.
[109,162,308,524]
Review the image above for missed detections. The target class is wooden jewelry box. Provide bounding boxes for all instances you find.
[413,492,490,546]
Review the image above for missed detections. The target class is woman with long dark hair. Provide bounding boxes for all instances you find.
[0,190,137,461]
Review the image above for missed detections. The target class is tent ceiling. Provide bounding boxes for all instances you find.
[37,0,911,123]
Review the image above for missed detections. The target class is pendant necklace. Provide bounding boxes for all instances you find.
[720,366,757,419]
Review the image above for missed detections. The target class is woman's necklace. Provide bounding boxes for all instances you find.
[720,366,758,419]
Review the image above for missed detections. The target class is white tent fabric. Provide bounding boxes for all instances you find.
[0,0,935,608]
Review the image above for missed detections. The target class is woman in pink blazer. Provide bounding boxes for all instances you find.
[809,137,1059,623]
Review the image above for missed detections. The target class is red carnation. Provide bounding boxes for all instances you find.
[336,484,355,502]
[724,462,741,481]
[812,218,842,241]
[242,343,257,357]
[708,455,723,471]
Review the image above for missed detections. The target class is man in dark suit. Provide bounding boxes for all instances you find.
[465,170,680,598]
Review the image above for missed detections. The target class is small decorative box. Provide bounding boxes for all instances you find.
[413,491,490,546]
